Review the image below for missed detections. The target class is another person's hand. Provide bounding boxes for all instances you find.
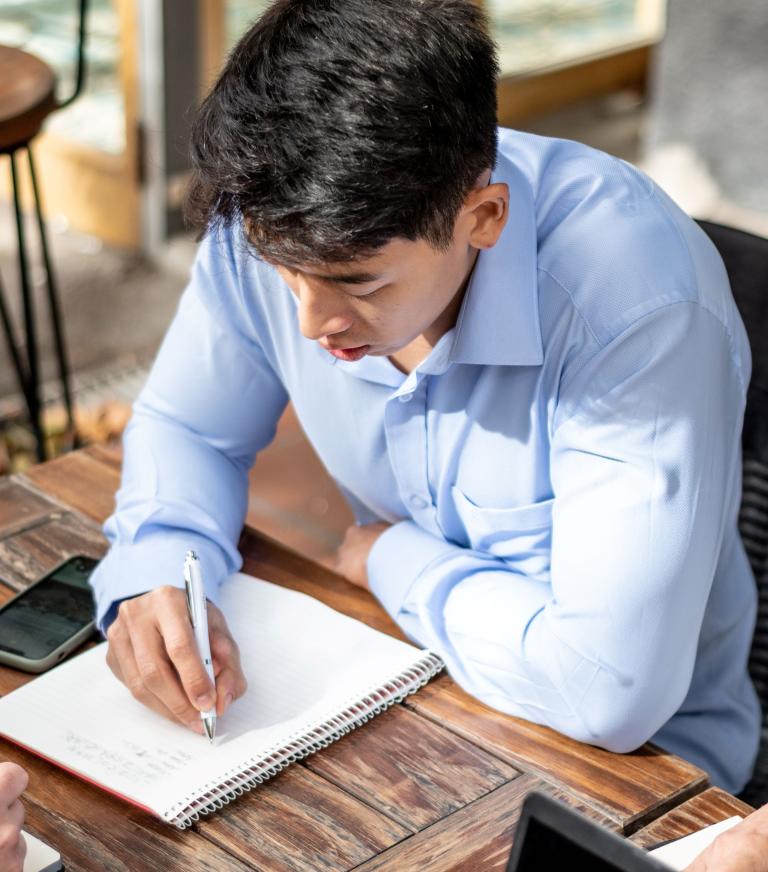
[106,587,247,732]
[334,522,391,589]
[685,804,768,871]
[0,762,27,872]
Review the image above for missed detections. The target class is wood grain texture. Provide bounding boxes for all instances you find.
[196,764,409,872]
[0,510,106,591]
[305,705,519,832]
[0,478,54,539]
[0,739,251,872]
[22,448,120,524]
[83,441,123,470]
[355,773,619,872]
[0,46,55,149]
[0,661,37,695]
[630,787,755,849]
[405,676,708,834]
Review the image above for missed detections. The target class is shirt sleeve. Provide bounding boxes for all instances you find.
[367,301,748,752]
[90,227,288,632]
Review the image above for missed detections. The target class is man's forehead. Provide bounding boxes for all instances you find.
[298,267,384,286]
[277,238,419,284]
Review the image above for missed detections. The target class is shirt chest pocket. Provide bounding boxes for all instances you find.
[450,486,554,581]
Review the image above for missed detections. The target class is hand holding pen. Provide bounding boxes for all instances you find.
[104,557,248,734]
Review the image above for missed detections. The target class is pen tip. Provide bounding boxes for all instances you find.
[203,717,216,742]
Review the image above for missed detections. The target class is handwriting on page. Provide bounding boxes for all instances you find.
[64,731,194,786]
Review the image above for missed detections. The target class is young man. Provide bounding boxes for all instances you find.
[92,0,760,793]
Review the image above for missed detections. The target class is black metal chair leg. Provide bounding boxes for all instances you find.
[0,270,34,412]
[9,150,46,462]
[27,145,77,447]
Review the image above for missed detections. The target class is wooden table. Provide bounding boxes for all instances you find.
[0,447,755,871]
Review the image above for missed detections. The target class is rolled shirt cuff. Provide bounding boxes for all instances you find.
[90,530,236,634]
[366,520,456,620]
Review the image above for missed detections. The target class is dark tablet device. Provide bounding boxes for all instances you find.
[507,792,672,872]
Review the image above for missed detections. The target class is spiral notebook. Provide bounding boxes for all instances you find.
[0,573,443,828]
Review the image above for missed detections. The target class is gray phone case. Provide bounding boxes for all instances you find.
[0,557,97,673]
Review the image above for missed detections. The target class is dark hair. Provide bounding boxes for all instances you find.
[186,0,499,264]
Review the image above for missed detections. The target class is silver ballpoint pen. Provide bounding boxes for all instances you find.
[184,550,217,742]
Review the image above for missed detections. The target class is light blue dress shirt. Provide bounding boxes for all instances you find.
[91,129,761,793]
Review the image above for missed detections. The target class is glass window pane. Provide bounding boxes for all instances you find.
[0,0,125,154]
[225,0,272,51]
[221,1,665,83]
[486,1,663,76]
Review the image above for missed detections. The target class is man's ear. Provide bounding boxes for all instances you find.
[466,182,509,250]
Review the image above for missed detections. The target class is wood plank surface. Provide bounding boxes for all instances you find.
[0,738,250,872]
[354,772,619,872]
[0,660,40,696]
[22,447,120,523]
[305,705,519,832]
[84,441,123,470]
[0,478,54,539]
[195,764,409,872]
[630,787,755,850]
[0,510,106,591]
[406,676,707,834]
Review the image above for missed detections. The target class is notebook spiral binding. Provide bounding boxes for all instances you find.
[165,651,444,828]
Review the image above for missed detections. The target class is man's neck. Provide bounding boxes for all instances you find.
[388,249,479,375]
[388,337,435,375]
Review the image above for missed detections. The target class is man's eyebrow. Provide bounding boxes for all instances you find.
[303,270,383,285]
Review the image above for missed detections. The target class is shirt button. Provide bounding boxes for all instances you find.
[409,494,428,510]
[398,392,413,403]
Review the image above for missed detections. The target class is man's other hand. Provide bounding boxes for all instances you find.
[685,804,768,871]
[0,762,27,872]
[334,522,391,589]
[105,587,247,732]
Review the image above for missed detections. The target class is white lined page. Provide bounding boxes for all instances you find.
[0,574,437,820]
[648,817,743,869]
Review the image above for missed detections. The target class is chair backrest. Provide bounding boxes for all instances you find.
[58,0,90,110]
[697,219,768,803]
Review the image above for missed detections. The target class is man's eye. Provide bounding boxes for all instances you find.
[349,284,386,298]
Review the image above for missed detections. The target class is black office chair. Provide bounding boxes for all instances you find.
[697,219,768,806]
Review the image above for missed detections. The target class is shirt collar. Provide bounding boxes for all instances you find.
[449,150,543,367]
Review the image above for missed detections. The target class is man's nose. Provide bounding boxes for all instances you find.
[296,280,352,341]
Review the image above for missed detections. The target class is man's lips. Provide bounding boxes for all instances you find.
[321,342,371,362]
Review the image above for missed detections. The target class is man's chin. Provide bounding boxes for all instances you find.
[367,342,409,357]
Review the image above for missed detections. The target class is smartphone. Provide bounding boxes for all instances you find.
[0,555,100,673]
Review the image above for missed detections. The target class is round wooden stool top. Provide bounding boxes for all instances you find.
[0,45,57,154]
